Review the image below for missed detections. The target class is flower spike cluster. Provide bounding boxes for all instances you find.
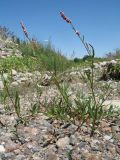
[20,20,30,41]
[20,20,37,56]
[60,11,95,57]
[60,11,71,23]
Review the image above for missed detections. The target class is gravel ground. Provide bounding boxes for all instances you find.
[0,61,120,160]
[0,110,120,160]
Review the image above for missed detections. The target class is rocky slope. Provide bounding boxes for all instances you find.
[0,38,22,58]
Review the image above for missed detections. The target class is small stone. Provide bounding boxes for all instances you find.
[47,152,59,160]
[79,141,87,148]
[20,77,27,82]
[81,126,88,132]
[90,140,100,151]
[11,81,19,87]
[5,141,20,152]
[87,154,102,160]
[14,149,21,154]
[103,135,112,141]
[56,136,70,149]
[0,145,5,153]
[41,120,51,127]
[34,71,41,76]
[15,155,26,160]
[70,135,77,145]
[32,156,42,160]
[26,72,33,77]
[68,124,78,133]
[102,127,112,133]
[115,133,120,140]
[23,127,38,136]
[111,126,119,132]
[3,152,14,159]
[116,145,120,154]
[110,60,117,64]
[100,121,108,128]
[11,69,17,76]
[105,143,116,155]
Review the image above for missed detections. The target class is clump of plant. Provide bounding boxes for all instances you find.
[44,11,113,136]
[1,72,26,124]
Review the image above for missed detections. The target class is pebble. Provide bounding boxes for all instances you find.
[11,81,19,87]
[111,126,119,132]
[11,69,17,76]
[56,137,70,149]
[47,152,59,160]
[69,135,77,145]
[5,141,20,152]
[15,155,26,160]
[0,145,5,153]
[103,135,112,141]
[79,141,87,148]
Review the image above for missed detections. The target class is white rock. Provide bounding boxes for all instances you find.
[104,135,112,141]
[11,81,19,87]
[11,69,17,76]
[20,77,27,82]
[0,145,5,153]
[26,72,33,77]
[70,72,76,76]
[100,61,108,67]
[56,136,70,149]
[110,60,117,64]
[34,71,41,77]
[16,79,21,84]
[93,63,100,69]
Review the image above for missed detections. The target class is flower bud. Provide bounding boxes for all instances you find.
[66,18,71,23]
[76,31,80,36]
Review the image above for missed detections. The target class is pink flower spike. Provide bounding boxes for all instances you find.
[60,11,64,16]
[66,18,71,23]
[20,20,29,39]
[60,11,66,19]
[76,31,80,36]
[60,11,71,23]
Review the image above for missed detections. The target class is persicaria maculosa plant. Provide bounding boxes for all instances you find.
[60,11,106,136]
[20,20,36,56]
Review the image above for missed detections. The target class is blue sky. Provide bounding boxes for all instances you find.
[0,0,120,58]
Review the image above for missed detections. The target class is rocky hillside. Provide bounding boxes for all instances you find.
[0,37,22,58]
